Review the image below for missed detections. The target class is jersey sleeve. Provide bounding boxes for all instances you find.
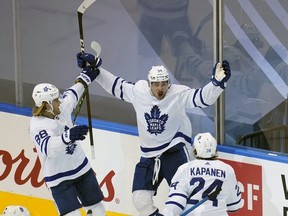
[39,134,69,157]
[163,164,190,215]
[201,82,224,105]
[179,82,223,109]
[225,166,243,212]
[30,124,71,158]
[173,82,223,109]
[61,83,85,114]
[96,67,135,103]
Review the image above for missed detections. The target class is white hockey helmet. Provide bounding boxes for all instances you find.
[32,83,59,107]
[193,132,217,159]
[2,205,30,216]
[147,65,169,84]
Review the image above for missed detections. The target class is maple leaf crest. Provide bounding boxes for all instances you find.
[144,105,168,135]
[66,143,77,155]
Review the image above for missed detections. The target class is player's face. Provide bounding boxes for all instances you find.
[151,81,169,100]
[51,98,61,115]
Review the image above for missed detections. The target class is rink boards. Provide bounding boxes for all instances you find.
[0,103,288,216]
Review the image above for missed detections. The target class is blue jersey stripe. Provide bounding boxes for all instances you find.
[45,157,88,182]
[140,132,190,153]
[66,88,78,101]
[165,201,185,210]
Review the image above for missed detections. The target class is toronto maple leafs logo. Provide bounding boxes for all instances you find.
[144,105,168,135]
[66,143,77,155]
[64,125,77,155]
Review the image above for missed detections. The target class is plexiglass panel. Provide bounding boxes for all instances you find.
[0,0,287,153]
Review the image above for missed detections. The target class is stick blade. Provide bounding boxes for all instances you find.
[78,0,97,14]
[91,41,102,57]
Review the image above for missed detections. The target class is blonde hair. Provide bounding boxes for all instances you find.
[32,102,47,116]
[193,149,218,160]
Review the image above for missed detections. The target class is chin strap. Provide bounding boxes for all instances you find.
[45,103,58,119]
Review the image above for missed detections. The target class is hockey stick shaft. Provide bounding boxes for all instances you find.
[180,187,221,216]
[180,197,208,216]
[74,0,97,159]
[73,42,101,123]
[73,11,85,124]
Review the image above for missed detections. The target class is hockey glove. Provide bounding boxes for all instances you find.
[76,52,102,69]
[62,125,89,144]
[211,60,231,89]
[76,66,100,87]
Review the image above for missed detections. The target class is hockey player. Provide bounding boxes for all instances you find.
[76,53,231,216]
[163,132,243,216]
[29,59,106,216]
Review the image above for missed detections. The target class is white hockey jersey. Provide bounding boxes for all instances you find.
[29,83,91,188]
[163,159,243,216]
[96,68,223,158]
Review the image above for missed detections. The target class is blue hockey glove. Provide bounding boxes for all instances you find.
[76,66,100,87]
[211,60,231,89]
[76,52,102,69]
[221,60,231,82]
[76,52,86,68]
[62,125,89,144]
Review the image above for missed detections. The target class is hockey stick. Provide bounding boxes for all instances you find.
[73,41,101,124]
[74,0,97,159]
[180,187,221,216]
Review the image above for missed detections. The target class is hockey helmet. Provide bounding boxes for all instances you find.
[2,205,30,216]
[147,65,169,84]
[193,132,217,159]
[32,83,59,107]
